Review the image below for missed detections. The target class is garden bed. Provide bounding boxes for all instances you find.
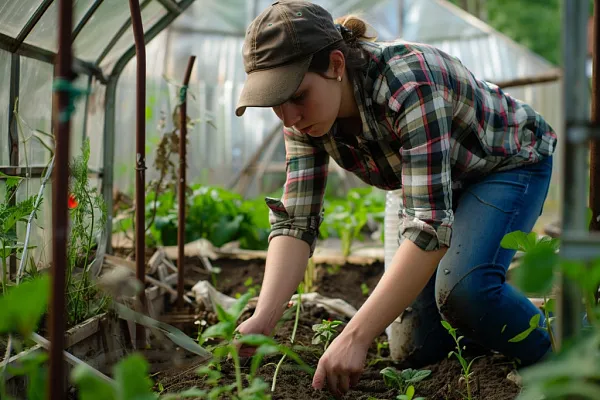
[154,256,521,399]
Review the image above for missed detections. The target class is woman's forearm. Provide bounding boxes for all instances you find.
[343,239,447,345]
[254,235,311,330]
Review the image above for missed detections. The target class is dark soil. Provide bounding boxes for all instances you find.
[154,257,521,399]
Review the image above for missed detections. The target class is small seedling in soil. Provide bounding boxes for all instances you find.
[361,282,370,297]
[380,367,430,399]
[367,338,389,367]
[507,298,557,353]
[441,320,482,400]
[199,292,311,399]
[312,319,343,352]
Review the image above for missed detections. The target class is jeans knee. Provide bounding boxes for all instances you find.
[435,263,505,328]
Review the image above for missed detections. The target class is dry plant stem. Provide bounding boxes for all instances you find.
[271,290,302,392]
[17,156,55,283]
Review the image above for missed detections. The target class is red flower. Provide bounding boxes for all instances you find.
[68,194,78,209]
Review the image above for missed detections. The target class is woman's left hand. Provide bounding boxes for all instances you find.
[311,330,370,398]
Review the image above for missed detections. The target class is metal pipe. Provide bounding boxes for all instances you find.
[72,0,104,41]
[591,0,600,232]
[177,55,196,309]
[102,0,197,255]
[12,0,54,52]
[0,32,107,83]
[48,0,73,398]
[128,0,147,350]
[8,54,20,279]
[559,0,589,346]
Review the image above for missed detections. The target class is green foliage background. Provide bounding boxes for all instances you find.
[447,0,596,66]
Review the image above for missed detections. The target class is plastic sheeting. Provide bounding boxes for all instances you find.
[0,49,11,165]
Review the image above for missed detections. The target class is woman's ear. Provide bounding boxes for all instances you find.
[329,50,346,78]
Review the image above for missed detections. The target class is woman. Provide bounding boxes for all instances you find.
[234,1,556,397]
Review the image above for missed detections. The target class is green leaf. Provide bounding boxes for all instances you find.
[113,302,212,360]
[71,364,116,400]
[228,291,253,321]
[500,230,529,251]
[542,298,555,313]
[513,243,558,294]
[201,321,235,340]
[380,367,402,389]
[214,302,232,324]
[236,334,277,347]
[404,369,432,383]
[160,388,208,399]
[440,320,453,332]
[0,275,50,336]
[113,354,157,400]
[508,314,541,343]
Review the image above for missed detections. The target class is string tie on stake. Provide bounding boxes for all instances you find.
[52,78,90,123]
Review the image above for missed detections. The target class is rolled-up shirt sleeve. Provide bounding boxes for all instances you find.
[265,126,329,256]
[395,84,454,251]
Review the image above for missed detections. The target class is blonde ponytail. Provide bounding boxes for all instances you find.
[334,14,377,45]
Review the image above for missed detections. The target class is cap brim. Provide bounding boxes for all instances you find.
[235,56,312,117]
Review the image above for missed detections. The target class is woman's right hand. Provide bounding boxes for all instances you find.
[235,313,275,357]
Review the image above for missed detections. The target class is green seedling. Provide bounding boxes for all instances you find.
[380,367,430,399]
[361,283,370,296]
[367,338,389,367]
[312,319,343,352]
[441,321,482,400]
[200,292,312,398]
[508,298,557,352]
[272,286,303,392]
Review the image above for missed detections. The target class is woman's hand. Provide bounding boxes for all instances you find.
[311,330,370,398]
[234,314,274,357]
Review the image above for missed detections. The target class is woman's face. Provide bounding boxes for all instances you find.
[272,71,343,138]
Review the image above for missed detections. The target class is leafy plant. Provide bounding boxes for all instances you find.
[498,225,600,399]
[116,185,271,251]
[72,353,157,400]
[508,299,557,352]
[368,338,389,367]
[441,320,482,400]
[66,138,109,327]
[0,173,41,293]
[320,188,385,257]
[0,275,50,399]
[380,367,430,399]
[197,292,311,398]
[312,319,343,352]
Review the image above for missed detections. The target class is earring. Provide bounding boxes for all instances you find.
[337,76,342,82]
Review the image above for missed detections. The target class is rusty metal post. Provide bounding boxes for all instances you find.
[128,0,147,349]
[49,0,73,398]
[177,56,196,309]
[591,0,600,232]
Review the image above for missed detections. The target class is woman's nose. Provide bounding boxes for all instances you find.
[276,103,301,128]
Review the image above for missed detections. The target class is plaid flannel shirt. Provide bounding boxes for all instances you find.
[266,40,557,254]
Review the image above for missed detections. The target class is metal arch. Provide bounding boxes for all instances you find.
[12,0,54,52]
[72,0,104,41]
[95,0,153,65]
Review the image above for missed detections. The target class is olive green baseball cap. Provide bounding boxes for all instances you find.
[235,1,343,117]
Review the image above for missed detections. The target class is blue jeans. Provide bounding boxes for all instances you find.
[392,156,553,367]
